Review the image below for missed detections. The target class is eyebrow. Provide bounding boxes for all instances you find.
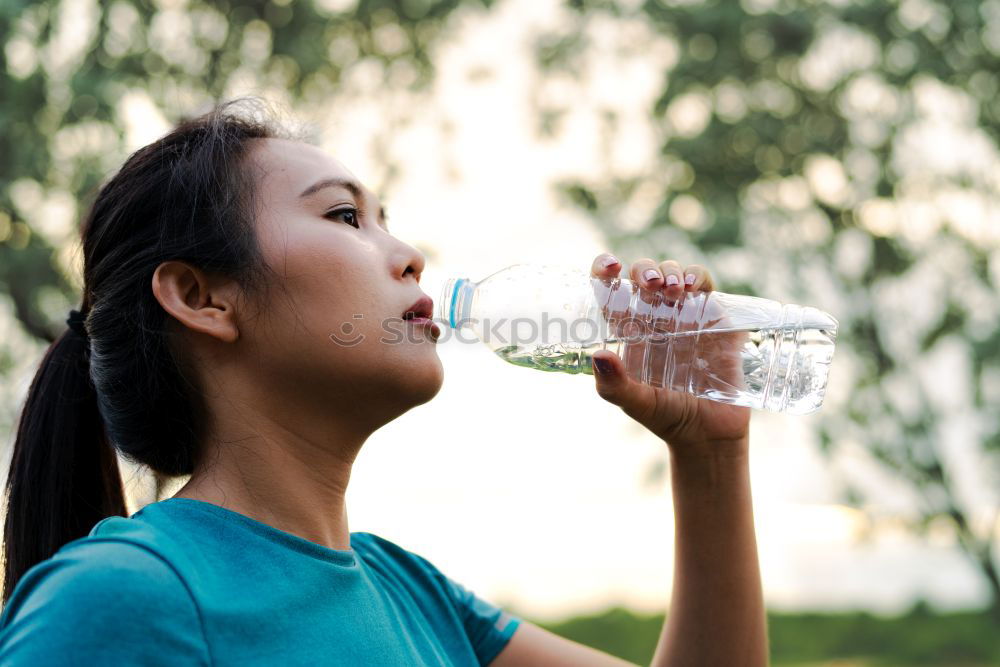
[299,177,389,230]
[299,177,360,199]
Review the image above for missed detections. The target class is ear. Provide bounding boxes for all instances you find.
[151,261,241,343]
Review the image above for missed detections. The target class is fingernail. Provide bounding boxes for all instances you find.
[593,357,613,374]
[684,273,696,285]
[602,255,620,268]
[643,269,661,283]
[665,274,680,286]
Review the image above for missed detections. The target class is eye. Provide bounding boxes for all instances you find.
[324,207,360,228]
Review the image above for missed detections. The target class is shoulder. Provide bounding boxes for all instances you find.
[351,531,419,562]
[350,532,504,618]
[351,531,466,609]
[351,533,521,664]
[0,535,210,665]
[351,531,447,583]
[4,534,189,614]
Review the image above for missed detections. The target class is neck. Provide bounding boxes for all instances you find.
[172,397,372,552]
[167,331,418,552]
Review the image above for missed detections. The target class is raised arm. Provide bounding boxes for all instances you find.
[491,254,766,667]
[589,254,766,666]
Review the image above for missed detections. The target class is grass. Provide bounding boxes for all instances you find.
[530,602,1000,666]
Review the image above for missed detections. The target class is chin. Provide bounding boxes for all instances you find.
[379,352,444,414]
[406,355,445,407]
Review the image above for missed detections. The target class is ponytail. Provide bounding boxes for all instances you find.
[2,317,126,606]
[1,98,278,606]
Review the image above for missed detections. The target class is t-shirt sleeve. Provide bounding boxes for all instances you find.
[435,572,520,665]
[0,539,211,666]
[359,532,520,666]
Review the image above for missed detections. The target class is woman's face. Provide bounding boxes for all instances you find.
[244,138,443,430]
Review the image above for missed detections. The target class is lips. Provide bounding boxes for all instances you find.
[402,295,434,321]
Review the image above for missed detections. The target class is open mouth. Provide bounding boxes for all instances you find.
[402,295,440,339]
[402,296,434,321]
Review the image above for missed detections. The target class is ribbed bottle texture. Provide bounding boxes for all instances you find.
[438,264,838,415]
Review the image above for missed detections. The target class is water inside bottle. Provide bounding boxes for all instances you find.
[494,323,836,415]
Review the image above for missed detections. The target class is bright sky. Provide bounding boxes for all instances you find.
[2,0,995,621]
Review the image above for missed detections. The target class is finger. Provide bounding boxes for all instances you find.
[657,259,683,289]
[591,350,657,425]
[629,258,663,290]
[591,254,624,337]
[682,264,715,292]
[590,252,622,279]
[656,259,684,299]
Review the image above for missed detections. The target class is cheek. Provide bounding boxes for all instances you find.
[272,235,382,318]
[255,237,401,376]
[249,221,440,390]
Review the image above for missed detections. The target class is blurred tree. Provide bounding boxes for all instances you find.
[0,0,493,503]
[533,0,1000,616]
[1,0,495,339]
[3,0,1000,621]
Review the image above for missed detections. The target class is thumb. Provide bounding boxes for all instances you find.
[591,351,657,425]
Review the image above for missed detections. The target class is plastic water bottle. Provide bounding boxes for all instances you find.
[438,264,838,415]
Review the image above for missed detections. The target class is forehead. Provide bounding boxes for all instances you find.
[251,138,368,198]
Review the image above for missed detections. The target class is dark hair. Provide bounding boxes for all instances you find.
[2,99,281,604]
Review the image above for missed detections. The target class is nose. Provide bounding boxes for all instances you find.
[398,241,426,282]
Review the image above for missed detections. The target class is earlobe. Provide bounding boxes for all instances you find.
[151,261,240,343]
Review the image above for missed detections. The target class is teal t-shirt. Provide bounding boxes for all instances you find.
[0,498,520,665]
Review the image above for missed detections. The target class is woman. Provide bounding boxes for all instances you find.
[0,101,766,665]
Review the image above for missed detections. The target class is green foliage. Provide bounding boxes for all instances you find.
[1,0,492,340]
[539,606,664,665]
[2,0,999,635]
[535,0,1000,611]
[536,604,1000,666]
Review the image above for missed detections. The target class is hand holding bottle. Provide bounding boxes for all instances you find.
[589,254,751,454]
[439,256,837,432]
